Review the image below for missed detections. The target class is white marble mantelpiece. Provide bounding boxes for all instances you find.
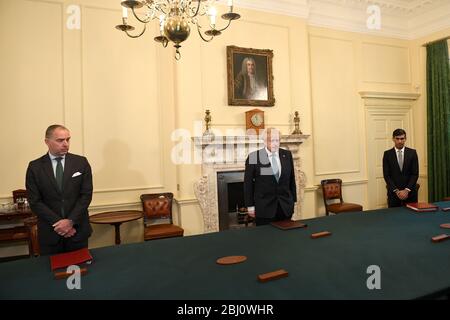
[193,134,310,233]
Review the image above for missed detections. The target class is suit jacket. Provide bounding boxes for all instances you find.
[383,147,419,194]
[26,153,93,246]
[244,148,297,219]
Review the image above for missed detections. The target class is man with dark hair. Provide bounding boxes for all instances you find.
[26,125,93,254]
[383,128,419,207]
[244,128,297,225]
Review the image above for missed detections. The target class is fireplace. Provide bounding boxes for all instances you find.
[217,171,249,230]
[193,134,309,233]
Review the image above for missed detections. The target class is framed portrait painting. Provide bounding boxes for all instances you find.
[227,46,275,106]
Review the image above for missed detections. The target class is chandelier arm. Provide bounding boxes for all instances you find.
[196,24,214,42]
[125,23,147,38]
[157,1,169,15]
[187,0,202,19]
[131,7,152,24]
[215,19,232,32]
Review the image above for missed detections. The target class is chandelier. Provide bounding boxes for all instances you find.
[116,1,241,60]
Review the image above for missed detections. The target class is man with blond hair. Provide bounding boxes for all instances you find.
[244,128,297,225]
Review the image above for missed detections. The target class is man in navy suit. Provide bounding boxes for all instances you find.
[244,128,297,226]
[383,128,419,207]
[26,125,93,254]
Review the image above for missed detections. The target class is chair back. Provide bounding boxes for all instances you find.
[140,193,174,224]
[12,189,28,204]
[321,179,343,204]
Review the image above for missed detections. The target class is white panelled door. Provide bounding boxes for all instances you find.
[365,102,413,209]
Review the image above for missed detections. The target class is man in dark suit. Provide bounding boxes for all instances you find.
[244,128,297,225]
[26,125,93,254]
[383,128,419,207]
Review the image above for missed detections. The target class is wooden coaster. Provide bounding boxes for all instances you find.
[440,223,450,229]
[258,269,288,283]
[311,231,332,239]
[431,234,450,243]
[216,255,247,265]
[54,267,88,280]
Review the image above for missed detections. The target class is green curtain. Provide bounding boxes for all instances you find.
[426,40,450,202]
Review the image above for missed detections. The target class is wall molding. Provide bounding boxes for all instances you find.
[94,185,164,193]
[234,0,450,40]
[305,185,319,192]
[174,198,199,206]
[89,201,141,212]
[359,91,421,100]
[315,169,361,176]
[314,179,369,189]
[0,195,12,202]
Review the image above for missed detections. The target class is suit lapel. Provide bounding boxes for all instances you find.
[390,148,401,172]
[403,148,411,170]
[42,154,60,193]
[279,149,288,182]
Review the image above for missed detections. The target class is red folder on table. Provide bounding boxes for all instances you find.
[406,202,438,212]
[50,248,93,271]
[271,220,307,230]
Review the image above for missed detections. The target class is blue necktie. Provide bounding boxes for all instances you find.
[271,153,280,182]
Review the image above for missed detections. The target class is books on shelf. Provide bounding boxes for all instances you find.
[406,202,438,212]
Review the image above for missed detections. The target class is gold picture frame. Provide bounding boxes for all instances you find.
[227,46,275,106]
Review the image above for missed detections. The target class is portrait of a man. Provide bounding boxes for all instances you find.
[227,46,275,106]
[234,56,267,100]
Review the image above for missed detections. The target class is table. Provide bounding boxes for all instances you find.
[0,208,34,221]
[0,209,39,256]
[89,210,143,245]
[1,202,450,299]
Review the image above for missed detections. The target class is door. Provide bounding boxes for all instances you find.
[366,105,413,209]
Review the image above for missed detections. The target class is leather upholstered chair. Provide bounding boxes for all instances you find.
[140,193,184,241]
[321,179,363,216]
[12,189,28,204]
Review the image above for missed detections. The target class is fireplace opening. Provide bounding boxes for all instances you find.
[217,171,252,230]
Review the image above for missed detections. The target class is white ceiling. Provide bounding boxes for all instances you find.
[231,0,450,39]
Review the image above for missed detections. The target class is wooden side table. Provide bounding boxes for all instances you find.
[0,209,39,256]
[89,210,143,245]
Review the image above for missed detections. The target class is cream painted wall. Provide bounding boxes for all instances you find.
[0,0,177,256]
[307,27,423,213]
[0,0,439,257]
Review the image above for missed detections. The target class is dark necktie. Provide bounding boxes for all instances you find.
[55,157,63,191]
